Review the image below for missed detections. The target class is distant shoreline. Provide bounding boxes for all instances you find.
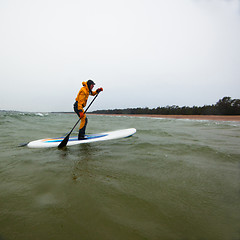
[2,110,239,121]
[88,113,240,122]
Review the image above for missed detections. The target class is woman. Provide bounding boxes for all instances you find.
[74,80,103,139]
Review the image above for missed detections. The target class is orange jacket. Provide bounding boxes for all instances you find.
[75,82,98,110]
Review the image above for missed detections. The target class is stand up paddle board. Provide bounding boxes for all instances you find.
[27,128,136,148]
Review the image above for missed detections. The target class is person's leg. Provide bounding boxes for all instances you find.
[78,115,88,139]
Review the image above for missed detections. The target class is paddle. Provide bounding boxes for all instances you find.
[58,93,99,149]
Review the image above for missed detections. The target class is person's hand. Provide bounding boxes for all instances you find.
[79,112,85,118]
[96,87,103,93]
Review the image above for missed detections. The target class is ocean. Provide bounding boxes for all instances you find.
[0,111,239,240]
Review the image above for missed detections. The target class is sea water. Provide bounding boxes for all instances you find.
[0,112,239,240]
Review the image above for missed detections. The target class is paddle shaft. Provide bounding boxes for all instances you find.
[58,93,99,148]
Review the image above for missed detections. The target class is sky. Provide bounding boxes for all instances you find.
[0,0,240,112]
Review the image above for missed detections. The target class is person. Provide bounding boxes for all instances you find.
[74,80,103,139]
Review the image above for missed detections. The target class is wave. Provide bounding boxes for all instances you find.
[0,111,49,117]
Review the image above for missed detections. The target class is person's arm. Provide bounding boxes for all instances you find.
[92,88,103,95]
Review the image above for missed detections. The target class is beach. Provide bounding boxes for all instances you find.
[89,114,240,121]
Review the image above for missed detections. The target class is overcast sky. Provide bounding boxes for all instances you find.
[0,0,239,112]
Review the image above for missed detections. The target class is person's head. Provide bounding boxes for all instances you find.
[87,80,95,91]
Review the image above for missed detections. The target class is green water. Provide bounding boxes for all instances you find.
[0,112,239,240]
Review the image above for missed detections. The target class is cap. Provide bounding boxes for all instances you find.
[87,80,95,85]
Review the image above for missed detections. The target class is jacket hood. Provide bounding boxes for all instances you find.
[82,81,92,94]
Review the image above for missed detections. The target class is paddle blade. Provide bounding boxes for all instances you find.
[58,134,70,149]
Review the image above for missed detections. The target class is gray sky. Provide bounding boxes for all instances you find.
[0,0,240,112]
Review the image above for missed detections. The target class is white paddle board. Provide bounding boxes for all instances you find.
[27,128,136,148]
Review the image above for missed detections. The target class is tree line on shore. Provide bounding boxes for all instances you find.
[92,97,240,115]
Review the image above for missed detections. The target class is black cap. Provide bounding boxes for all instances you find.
[87,80,95,85]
